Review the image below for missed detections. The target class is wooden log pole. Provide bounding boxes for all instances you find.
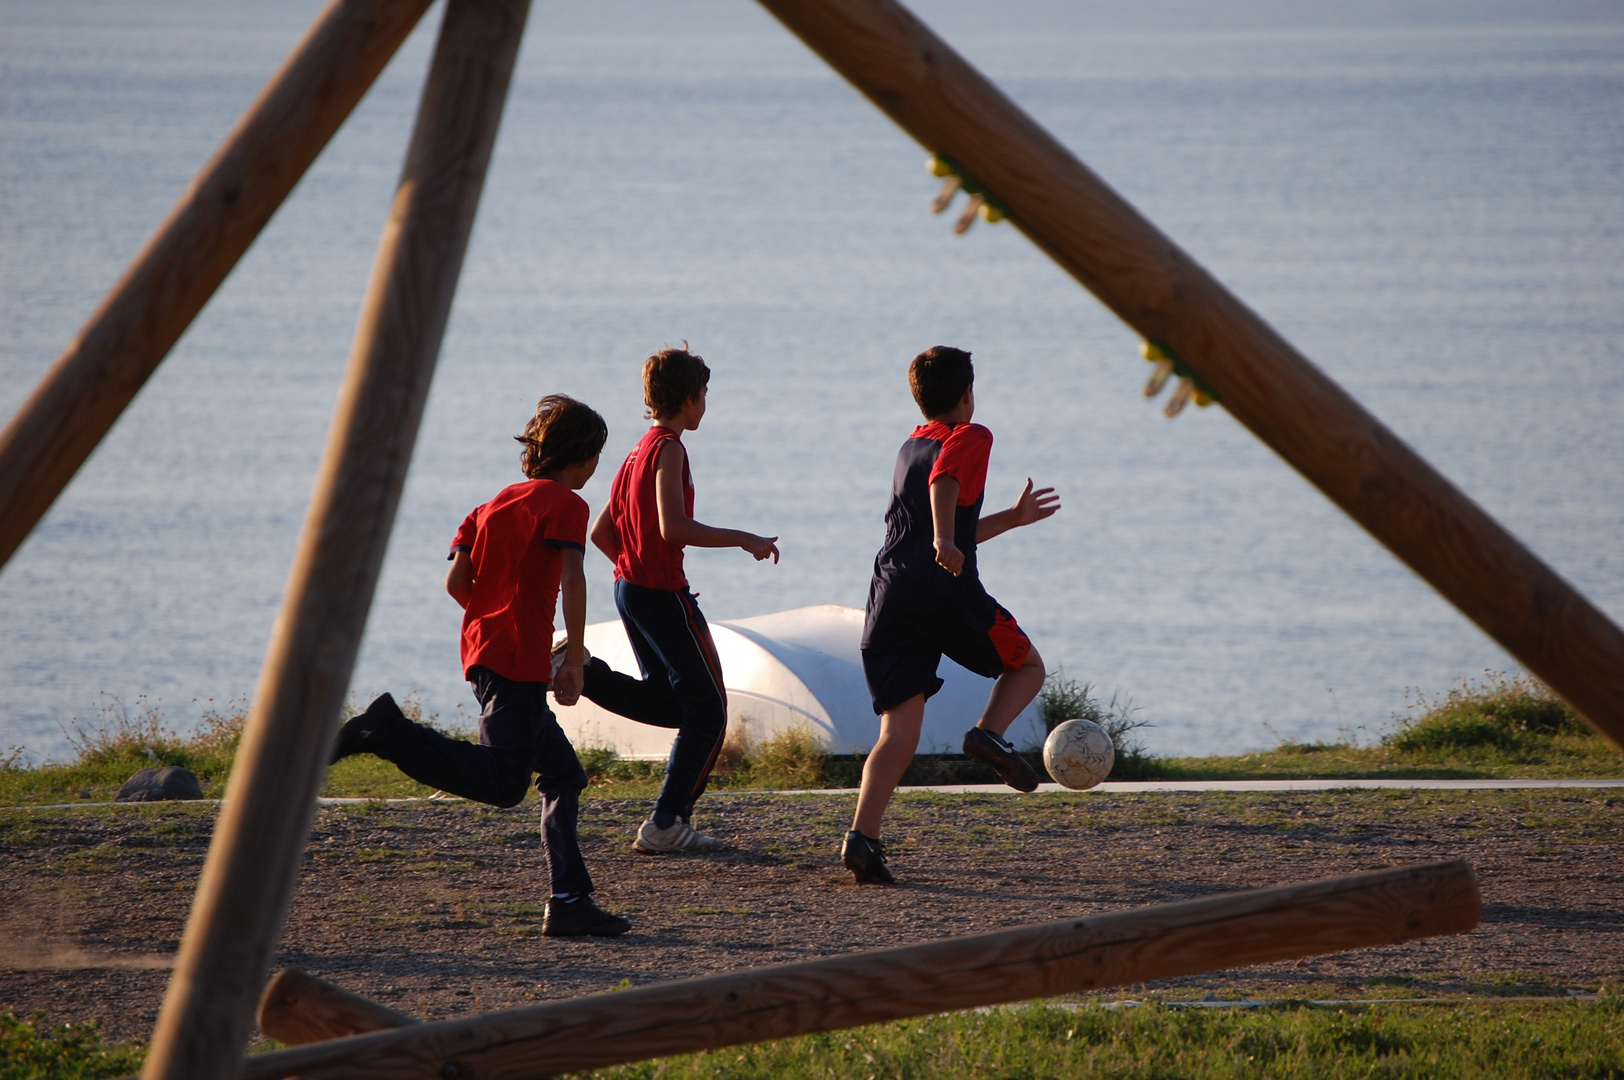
[258,970,419,1047]
[751,0,1624,744]
[0,0,436,572]
[139,2,531,1077]
[239,861,1479,1079]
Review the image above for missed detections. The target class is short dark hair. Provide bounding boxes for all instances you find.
[909,345,974,418]
[515,395,608,479]
[643,344,710,420]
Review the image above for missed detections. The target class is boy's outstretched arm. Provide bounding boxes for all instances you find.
[654,439,780,562]
[977,479,1060,543]
[590,504,622,563]
[553,548,588,706]
[446,551,475,609]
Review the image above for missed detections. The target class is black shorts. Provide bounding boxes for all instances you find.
[860,602,1032,715]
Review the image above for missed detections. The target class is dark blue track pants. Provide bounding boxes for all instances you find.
[582,579,728,821]
[375,665,593,897]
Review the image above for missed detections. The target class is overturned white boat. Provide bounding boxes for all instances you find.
[552,604,1045,759]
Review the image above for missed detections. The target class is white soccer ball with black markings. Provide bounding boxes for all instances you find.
[1042,719,1115,790]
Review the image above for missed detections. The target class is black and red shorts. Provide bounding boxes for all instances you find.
[860,601,1032,715]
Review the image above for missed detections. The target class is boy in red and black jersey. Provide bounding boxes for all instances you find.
[583,346,779,855]
[331,395,630,937]
[847,346,1061,885]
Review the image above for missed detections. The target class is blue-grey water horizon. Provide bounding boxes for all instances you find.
[2,0,1621,761]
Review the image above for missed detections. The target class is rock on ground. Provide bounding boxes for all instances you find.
[114,766,204,803]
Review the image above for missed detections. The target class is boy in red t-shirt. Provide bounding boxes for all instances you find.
[847,346,1061,884]
[581,346,779,854]
[331,395,630,936]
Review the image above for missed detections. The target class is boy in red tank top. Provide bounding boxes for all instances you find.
[581,346,780,854]
[330,395,630,937]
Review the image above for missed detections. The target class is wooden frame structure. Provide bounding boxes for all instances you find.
[0,0,1612,1076]
[240,861,1480,1079]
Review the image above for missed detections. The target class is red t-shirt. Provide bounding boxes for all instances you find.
[921,420,992,505]
[605,425,693,592]
[449,479,588,683]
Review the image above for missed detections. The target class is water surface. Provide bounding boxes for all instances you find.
[2,0,1621,759]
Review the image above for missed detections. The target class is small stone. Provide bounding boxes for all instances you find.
[116,766,204,802]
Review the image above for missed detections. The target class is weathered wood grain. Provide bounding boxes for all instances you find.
[751,0,1624,744]
[258,969,419,1046]
[139,2,531,1077]
[238,860,1479,1080]
[0,0,435,570]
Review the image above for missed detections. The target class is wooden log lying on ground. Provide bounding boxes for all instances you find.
[240,860,1479,1079]
[139,2,531,1077]
[258,970,418,1046]
[0,0,435,572]
[751,0,1624,745]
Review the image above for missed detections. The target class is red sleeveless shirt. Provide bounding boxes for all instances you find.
[607,425,693,591]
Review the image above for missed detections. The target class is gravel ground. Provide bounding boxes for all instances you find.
[3,787,1622,1046]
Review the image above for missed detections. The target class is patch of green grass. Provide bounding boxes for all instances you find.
[1150,673,1619,781]
[746,725,833,789]
[580,723,856,795]
[584,675,1624,782]
[709,724,836,791]
[406,860,475,874]
[0,695,459,805]
[0,1010,145,1080]
[59,843,128,871]
[0,697,243,805]
[578,745,666,796]
[571,997,1624,1080]
[0,819,55,848]
[1386,672,1590,752]
[2,674,1617,808]
[322,755,444,800]
[352,847,410,863]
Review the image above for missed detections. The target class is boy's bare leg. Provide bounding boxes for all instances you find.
[851,693,926,838]
[974,646,1046,738]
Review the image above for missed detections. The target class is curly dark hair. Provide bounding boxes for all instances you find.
[514,395,608,479]
[643,344,710,420]
[908,345,974,419]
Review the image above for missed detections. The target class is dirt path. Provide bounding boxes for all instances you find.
[3,788,1621,1045]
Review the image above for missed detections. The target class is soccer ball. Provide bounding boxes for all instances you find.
[1043,719,1115,790]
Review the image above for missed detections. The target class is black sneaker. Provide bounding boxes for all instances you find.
[963,727,1040,792]
[841,830,895,885]
[542,895,632,937]
[330,693,403,764]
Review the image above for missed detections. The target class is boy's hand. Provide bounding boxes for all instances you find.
[1012,478,1060,527]
[743,534,781,563]
[934,535,964,576]
[552,660,585,707]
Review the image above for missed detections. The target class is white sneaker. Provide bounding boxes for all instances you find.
[550,637,591,679]
[633,817,726,854]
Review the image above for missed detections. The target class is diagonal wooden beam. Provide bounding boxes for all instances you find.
[258,969,419,1046]
[235,860,1479,1079]
[0,0,435,572]
[751,0,1624,745]
[139,1,531,1076]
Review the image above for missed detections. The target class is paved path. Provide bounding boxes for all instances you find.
[11,776,1624,811]
[789,777,1624,795]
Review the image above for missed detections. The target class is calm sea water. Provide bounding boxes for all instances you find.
[2,0,1621,760]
